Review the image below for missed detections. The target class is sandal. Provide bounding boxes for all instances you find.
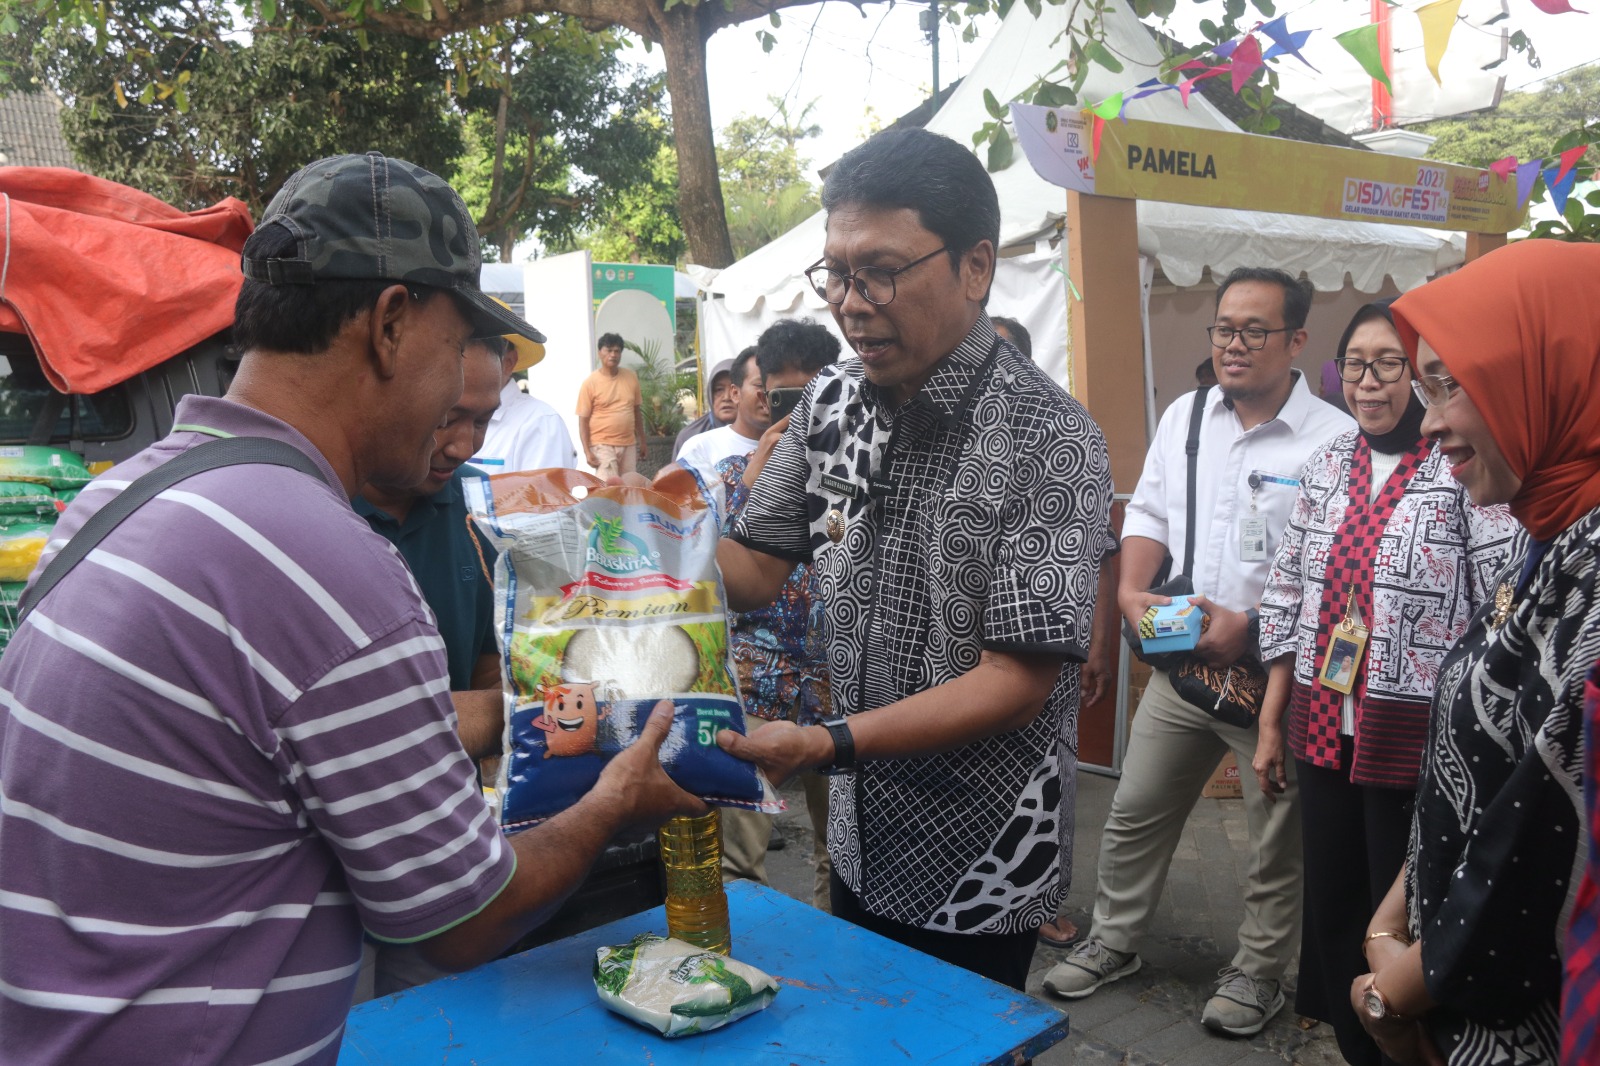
[1037,917,1082,948]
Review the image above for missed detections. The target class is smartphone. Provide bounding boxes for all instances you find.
[766,386,804,423]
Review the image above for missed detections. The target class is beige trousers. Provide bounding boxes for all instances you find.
[591,442,637,480]
[720,721,832,910]
[1089,670,1304,980]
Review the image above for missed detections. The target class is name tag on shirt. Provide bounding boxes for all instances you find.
[820,473,861,499]
[1239,516,1269,561]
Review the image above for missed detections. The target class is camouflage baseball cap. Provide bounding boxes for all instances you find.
[241,152,546,343]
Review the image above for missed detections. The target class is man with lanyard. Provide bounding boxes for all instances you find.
[356,336,505,697]
[715,127,1112,991]
[0,153,704,1064]
[1044,267,1354,1038]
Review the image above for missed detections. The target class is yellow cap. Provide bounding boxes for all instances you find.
[491,297,545,371]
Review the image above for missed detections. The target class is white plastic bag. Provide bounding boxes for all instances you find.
[593,934,778,1038]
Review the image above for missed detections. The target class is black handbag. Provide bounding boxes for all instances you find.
[1120,386,1269,726]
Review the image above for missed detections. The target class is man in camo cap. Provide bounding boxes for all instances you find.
[0,153,704,1065]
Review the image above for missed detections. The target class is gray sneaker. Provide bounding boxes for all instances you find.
[1041,938,1141,1000]
[1201,966,1285,1036]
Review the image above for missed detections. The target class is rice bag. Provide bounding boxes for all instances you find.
[466,468,776,828]
[0,481,58,516]
[0,446,93,490]
[0,521,53,583]
[594,934,778,1038]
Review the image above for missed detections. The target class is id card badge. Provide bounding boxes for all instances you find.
[1238,516,1268,561]
[1319,590,1369,695]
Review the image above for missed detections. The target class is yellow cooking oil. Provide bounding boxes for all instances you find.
[657,809,731,955]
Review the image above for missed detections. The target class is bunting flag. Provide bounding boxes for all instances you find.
[1090,93,1124,122]
[1335,24,1394,93]
[1177,67,1229,106]
[1212,38,1239,60]
[1488,156,1518,181]
[1415,0,1463,85]
[1230,34,1264,93]
[1529,0,1586,12]
[1516,159,1544,207]
[1555,144,1590,184]
[1544,163,1580,213]
[1257,15,1317,69]
[1091,114,1106,161]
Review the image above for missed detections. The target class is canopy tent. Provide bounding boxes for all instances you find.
[696,0,1464,387]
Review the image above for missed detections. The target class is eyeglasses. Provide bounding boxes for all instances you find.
[1410,373,1461,408]
[1335,356,1410,384]
[1205,325,1293,350]
[804,246,950,307]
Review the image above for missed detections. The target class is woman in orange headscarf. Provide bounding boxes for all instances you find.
[1347,239,1600,1066]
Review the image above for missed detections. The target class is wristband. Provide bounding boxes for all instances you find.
[819,718,856,776]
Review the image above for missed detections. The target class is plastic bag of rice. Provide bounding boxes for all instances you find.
[594,933,778,1038]
[0,481,58,516]
[0,520,54,583]
[0,446,93,490]
[466,468,777,828]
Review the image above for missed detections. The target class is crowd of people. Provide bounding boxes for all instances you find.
[0,127,1595,1066]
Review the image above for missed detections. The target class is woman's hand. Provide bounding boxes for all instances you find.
[1349,974,1445,1066]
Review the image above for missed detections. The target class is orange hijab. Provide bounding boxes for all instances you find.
[1392,239,1600,541]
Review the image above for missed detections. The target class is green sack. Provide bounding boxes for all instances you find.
[0,446,93,490]
[0,581,26,608]
[594,933,778,1038]
[0,481,59,516]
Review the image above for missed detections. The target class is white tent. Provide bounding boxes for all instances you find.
[696,0,1464,396]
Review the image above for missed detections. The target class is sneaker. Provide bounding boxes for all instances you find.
[1041,938,1141,1000]
[1201,966,1285,1037]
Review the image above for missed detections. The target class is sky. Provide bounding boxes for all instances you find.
[627,0,1599,181]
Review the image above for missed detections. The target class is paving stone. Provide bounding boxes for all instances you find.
[1089,1003,1185,1048]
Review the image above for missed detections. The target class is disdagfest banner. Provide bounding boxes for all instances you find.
[1010,102,1522,234]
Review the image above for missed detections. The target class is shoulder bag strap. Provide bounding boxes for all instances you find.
[1182,385,1208,578]
[17,437,328,624]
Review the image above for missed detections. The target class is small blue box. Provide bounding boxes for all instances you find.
[1139,595,1202,655]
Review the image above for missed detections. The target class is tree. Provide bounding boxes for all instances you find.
[450,21,668,261]
[718,96,822,260]
[1418,64,1600,169]
[565,135,687,264]
[1,0,463,214]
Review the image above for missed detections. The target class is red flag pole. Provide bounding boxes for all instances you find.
[1371,0,1395,128]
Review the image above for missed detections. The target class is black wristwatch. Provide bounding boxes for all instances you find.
[819,717,856,776]
[1245,607,1261,642]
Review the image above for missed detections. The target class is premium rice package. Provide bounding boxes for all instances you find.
[0,481,58,516]
[466,468,775,828]
[0,446,93,490]
[594,934,778,1038]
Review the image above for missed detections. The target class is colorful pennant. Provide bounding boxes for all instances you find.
[1257,15,1317,69]
[1415,0,1463,85]
[1334,24,1394,94]
[1529,0,1586,12]
[1544,163,1580,213]
[1555,145,1590,184]
[1488,156,1518,181]
[1230,34,1264,93]
[1515,159,1543,207]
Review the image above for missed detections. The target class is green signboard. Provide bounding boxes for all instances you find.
[592,262,676,327]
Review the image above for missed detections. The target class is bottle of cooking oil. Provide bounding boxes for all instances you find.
[658,809,731,955]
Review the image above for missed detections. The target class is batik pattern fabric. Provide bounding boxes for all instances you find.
[1405,504,1600,1065]
[715,452,831,726]
[732,316,1111,935]
[1562,661,1600,1066]
[1259,432,1516,787]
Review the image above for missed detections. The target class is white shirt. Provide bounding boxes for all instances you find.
[1123,372,1355,612]
[472,381,577,474]
[675,424,760,479]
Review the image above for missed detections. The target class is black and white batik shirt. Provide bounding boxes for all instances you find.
[732,315,1111,935]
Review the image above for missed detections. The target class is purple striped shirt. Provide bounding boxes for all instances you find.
[0,397,515,1065]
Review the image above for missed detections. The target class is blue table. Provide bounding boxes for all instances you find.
[339,881,1069,1064]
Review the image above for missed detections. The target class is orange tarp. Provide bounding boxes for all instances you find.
[0,167,253,394]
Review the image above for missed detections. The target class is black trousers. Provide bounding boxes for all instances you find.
[1295,739,1414,1066]
[829,871,1038,992]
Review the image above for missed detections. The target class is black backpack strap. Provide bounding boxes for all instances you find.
[17,437,328,624]
[1181,385,1209,578]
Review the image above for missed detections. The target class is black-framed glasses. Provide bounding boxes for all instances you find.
[1205,325,1292,350]
[804,246,950,307]
[1410,373,1461,408]
[1335,356,1410,384]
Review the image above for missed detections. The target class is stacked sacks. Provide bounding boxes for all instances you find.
[0,446,94,649]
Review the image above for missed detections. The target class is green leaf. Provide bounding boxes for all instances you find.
[173,84,189,114]
[1024,0,1041,18]
[1253,0,1275,15]
[983,87,1006,119]
[971,119,996,146]
[1151,0,1176,17]
[1033,82,1076,107]
[260,0,277,21]
[997,0,1015,17]
[986,128,1014,172]
[768,11,780,27]
[1224,0,1246,20]
[1084,40,1123,74]
[962,22,977,43]
[756,29,776,53]
[138,82,155,105]
[1199,19,1220,41]
[401,0,430,15]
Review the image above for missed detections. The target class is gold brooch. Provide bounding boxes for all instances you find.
[825,509,846,544]
[1489,580,1514,630]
